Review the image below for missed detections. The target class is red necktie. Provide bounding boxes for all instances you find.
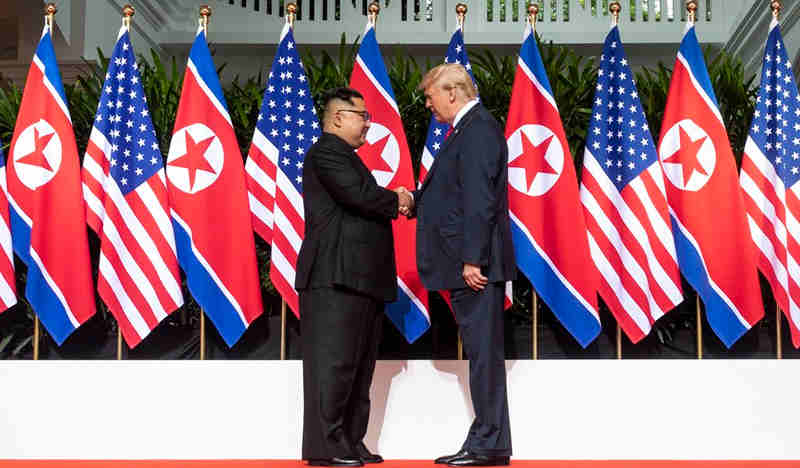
[445,127,453,140]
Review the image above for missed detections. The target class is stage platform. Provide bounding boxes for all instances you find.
[2,462,800,467]
[2,360,799,462]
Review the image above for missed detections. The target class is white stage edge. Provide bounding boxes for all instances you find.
[0,360,797,460]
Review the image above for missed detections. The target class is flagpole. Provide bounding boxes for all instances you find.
[33,2,56,362]
[45,3,56,30]
[696,296,702,359]
[279,3,296,363]
[369,1,380,26]
[610,1,620,25]
[280,301,287,360]
[113,4,136,362]
[609,1,623,361]
[452,2,468,361]
[197,4,212,361]
[456,3,467,30]
[686,0,696,25]
[532,292,538,360]
[528,3,539,361]
[772,0,784,362]
[777,305,783,359]
[684,0,703,360]
[33,316,40,360]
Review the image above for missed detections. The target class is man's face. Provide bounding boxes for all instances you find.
[335,97,371,148]
[424,84,454,125]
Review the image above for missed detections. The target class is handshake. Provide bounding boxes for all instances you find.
[393,186,414,217]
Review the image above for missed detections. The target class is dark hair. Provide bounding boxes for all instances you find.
[320,87,364,108]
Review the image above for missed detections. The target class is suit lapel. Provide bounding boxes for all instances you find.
[418,105,482,193]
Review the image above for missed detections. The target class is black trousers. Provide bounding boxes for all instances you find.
[450,282,512,456]
[300,286,384,460]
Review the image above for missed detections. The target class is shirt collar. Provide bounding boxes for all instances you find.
[452,99,479,129]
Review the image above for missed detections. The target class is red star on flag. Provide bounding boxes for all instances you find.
[359,134,394,174]
[169,133,216,191]
[18,126,55,172]
[509,132,558,192]
[662,125,708,185]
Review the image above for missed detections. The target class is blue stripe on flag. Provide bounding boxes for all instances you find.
[519,32,554,98]
[189,31,230,115]
[172,219,247,347]
[678,26,720,109]
[385,292,429,344]
[670,217,748,347]
[10,207,75,345]
[511,221,600,347]
[358,28,397,102]
[35,29,68,109]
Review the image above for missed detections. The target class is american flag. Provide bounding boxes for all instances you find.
[82,25,183,348]
[740,17,800,348]
[579,26,682,343]
[419,26,475,184]
[246,24,319,315]
[0,144,16,312]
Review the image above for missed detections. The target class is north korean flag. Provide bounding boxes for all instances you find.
[165,27,264,347]
[506,22,601,346]
[7,23,96,344]
[657,23,763,347]
[349,21,430,343]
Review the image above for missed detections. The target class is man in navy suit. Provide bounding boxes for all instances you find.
[401,63,515,467]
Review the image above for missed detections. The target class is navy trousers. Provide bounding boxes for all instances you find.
[450,282,512,456]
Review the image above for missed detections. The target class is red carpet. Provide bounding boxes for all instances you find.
[1,461,799,467]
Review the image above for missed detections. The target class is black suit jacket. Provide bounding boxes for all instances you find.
[413,104,515,291]
[295,132,400,302]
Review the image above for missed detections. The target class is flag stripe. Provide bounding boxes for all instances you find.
[587,232,652,337]
[582,154,680,335]
[583,153,682,306]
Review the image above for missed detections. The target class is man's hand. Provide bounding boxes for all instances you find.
[394,186,414,217]
[463,263,488,291]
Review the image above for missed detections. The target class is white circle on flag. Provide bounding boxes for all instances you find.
[507,124,564,197]
[364,122,400,188]
[12,119,62,191]
[658,119,716,192]
[166,123,224,194]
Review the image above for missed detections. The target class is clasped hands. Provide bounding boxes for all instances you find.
[393,186,414,217]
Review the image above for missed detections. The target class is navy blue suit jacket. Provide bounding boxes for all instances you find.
[413,104,515,291]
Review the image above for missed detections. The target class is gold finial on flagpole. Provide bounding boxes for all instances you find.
[286,2,297,26]
[45,3,57,31]
[368,2,380,26]
[610,1,621,26]
[686,0,697,24]
[528,4,539,31]
[456,3,468,30]
[771,0,782,19]
[199,5,212,31]
[122,4,135,29]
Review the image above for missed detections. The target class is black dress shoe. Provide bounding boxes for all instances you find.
[446,452,510,467]
[434,449,470,464]
[307,456,364,467]
[355,442,384,464]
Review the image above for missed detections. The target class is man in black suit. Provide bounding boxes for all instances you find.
[295,87,413,467]
[402,63,515,467]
